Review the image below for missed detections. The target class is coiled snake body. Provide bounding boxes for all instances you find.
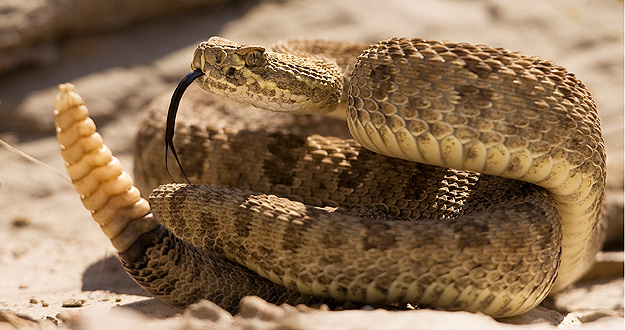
[54,37,605,317]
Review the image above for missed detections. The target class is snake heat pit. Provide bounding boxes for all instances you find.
[54,37,605,317]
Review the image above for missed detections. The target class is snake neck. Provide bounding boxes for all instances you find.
[192,36,343,114]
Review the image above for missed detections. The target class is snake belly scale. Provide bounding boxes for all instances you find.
[53,36,605,317]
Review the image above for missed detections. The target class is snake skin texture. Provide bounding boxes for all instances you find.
[54,36,605,318]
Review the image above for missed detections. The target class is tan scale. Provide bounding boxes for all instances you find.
[55,36,604,318]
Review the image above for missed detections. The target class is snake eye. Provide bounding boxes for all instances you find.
[245,49,264,67]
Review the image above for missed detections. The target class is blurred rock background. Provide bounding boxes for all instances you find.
[0,0,622,329]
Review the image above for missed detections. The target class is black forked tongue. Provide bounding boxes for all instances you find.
[165,69,205,182]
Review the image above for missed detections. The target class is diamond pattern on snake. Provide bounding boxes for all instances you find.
[54,36,605,317]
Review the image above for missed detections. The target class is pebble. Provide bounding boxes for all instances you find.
[62,299,86,308]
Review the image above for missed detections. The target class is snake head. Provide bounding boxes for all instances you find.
[191,36,342,114]
[192,37,267,95]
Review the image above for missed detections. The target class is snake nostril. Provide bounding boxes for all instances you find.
[227,67,236,76]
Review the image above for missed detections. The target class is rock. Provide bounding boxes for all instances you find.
[232,300,557,330]
[0,310,40,329]
[238,296,289,321]
[552,276,624,314]
[580,252,624,283]
[62,308,175,330]
[578,316,625,330]
[184,300,232,323]
[0,0,231,74]
[498,306,568,327]
[603,190,624,250]
[62,299,86,308]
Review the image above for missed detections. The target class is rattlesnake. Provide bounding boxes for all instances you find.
[54,37,605,317]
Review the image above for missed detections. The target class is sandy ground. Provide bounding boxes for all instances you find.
[0,0,623,329]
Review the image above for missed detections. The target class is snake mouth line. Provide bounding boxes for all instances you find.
[165,68,205,182]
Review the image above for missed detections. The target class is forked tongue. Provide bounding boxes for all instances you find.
[165,69,205,182]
